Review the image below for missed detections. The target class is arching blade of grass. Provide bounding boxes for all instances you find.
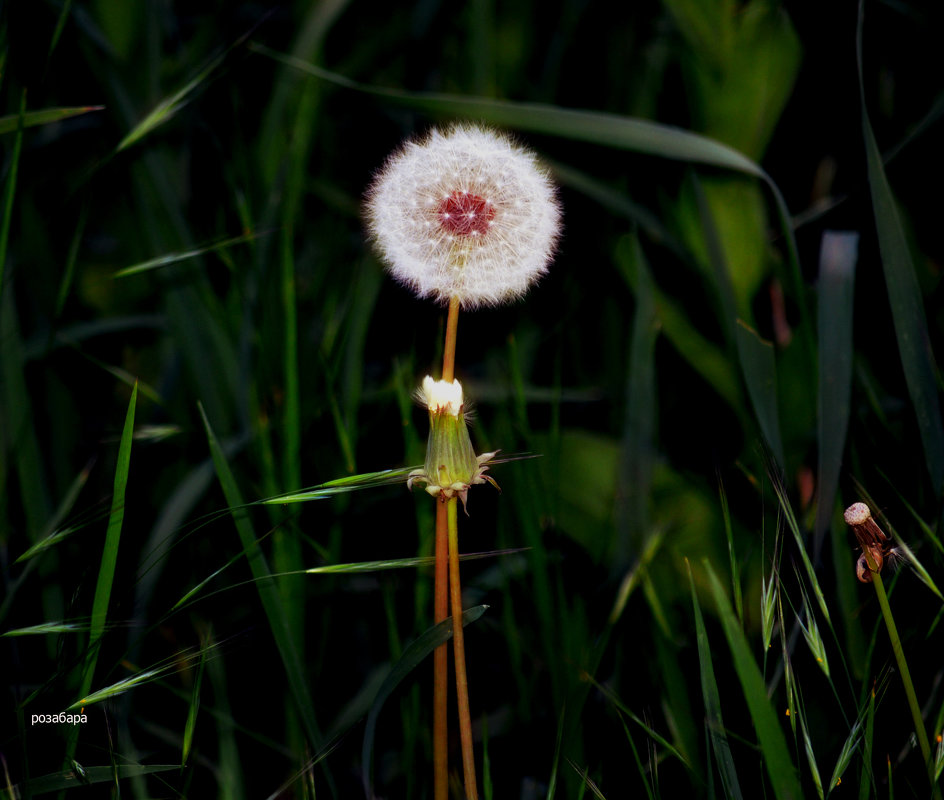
[112,232,264,278]
[362,606,488,799]
[75,382,138,709]
[3,621,91,637]
[735,321,785,471]
[259,466,419,503]
[545,705,566,800]
[13,764,176,795]
[688,562,743,800]
[181,636,208,769]
[857,2,944,494]
[0,105,104,135]
[200,405,324,752]
[704,560,803,800]
[814,232,858,557]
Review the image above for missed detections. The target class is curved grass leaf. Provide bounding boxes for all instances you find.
[704,560,803,800]
[113,232,264,278]
[2,621,90,637]
[0,105,104,135]
[735,321,785,471]
[14,764,176,795]
[362,606,487,799]
[857,3,944,494]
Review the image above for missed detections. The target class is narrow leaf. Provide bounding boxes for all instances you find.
[858,5,944,493]
[201,405,324,750]
[689,562,744,800]
[704,560,803,800]
[814,232,858,556]
[362,606,487,798]
[736,321,785,471]
[0,105,104,135]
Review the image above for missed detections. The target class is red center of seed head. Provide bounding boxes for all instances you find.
[437,191,495,236]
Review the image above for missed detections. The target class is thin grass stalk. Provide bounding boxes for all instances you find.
[448,496,478,799]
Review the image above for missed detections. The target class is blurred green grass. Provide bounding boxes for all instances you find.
[2,1,944,797]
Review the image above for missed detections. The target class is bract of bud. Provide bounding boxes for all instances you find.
[407,377,499,510]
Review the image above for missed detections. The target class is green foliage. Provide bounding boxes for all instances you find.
[3,1,944,798]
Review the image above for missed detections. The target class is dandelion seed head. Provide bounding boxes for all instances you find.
[365,125,561,309]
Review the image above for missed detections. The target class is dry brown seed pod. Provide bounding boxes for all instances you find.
[844,502,891,584]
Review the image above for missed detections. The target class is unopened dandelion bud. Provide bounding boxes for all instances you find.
[365,125,561,309]
[407,377,500,510]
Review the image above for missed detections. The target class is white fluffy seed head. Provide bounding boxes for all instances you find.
[365,125,561,309]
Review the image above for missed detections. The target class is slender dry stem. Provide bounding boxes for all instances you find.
[434,499,449,800]
[448,496,478,799]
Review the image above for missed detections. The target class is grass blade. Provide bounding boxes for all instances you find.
[0,105,104,135]
[362,606,487,799]
[112,232,263,278]
[814,232,858,556]
[735,321,785,471]
[14,764,176,794]
[76,382,137,705]
[704,560,803,800]
[688,562,744,800]
[857,2,944,493]
[200,405,324,752]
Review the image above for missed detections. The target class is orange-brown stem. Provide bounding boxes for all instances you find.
[434,499,449,800]
[447,496,478,799]
[442,296,461,383]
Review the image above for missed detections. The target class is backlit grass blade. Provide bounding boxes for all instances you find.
[688,562,744,800]
[827,718,861,796]
[362,606,487,798]
[259,466,418,503]
[181,637,208,769]
[814,232,858,556]
[796,579,830,679]
[112,232,263,278]
[0,89,26,299]
[857,685,876,800]
[306,548,527,574]
[704,560,803,800]
[117,49,225,152]
[735,321,785,471]
[2,621,90,636]
[200,405,324,751]
[13,764,176,795]
[76,382,137,707]
[0,105,104,135]
[798,707,824,800]
[770,475,830,625]
[545,705,566,800]
[857,2,944,493]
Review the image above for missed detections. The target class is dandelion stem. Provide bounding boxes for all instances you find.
[442,295,460,383]
[434,499,449,800]
[864,548,937,791]
[448,495,478,799]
